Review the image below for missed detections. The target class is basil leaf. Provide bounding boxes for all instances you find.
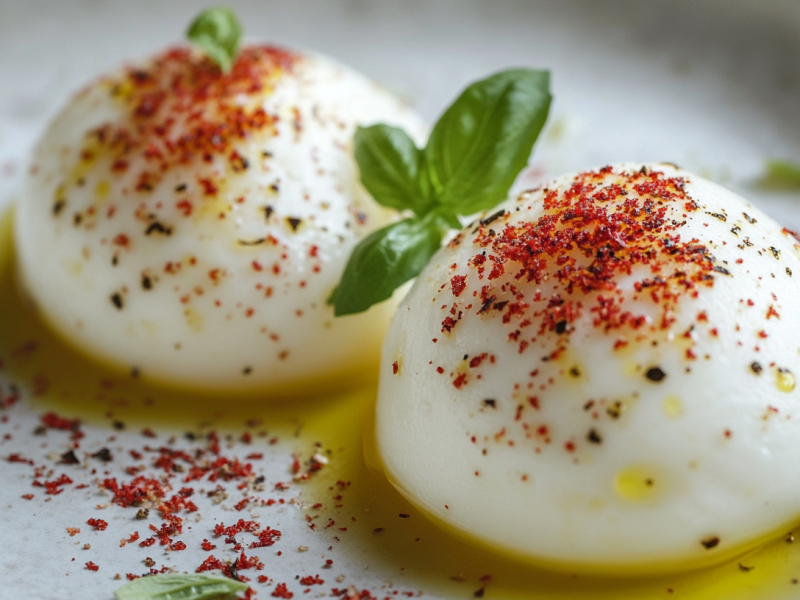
[115,573,247,600]
[423,69,551,215]
[764,159,800,189]
[331,214,448,316]
[355,125,430,215]
[187,8,243,73]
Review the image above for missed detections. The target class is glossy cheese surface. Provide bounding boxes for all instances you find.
[15,45,426,392]
[377,163,800,571]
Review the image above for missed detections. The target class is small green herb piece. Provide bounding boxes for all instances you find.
[330,212,451,315]
[115,573,248,600]
[187,8,242,73]
[354,125,429,215]
[763,159,800,189]
[423,69,551,215]
[331,68,551,316]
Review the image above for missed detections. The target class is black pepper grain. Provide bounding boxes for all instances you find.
[645,367,667,382]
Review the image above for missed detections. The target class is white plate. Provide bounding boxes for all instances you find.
[2,1,800,599]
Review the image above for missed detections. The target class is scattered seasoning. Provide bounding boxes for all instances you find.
[701,536,720,549]
[442,167,727,366]
[92,447,113,462]
[645,367,667,383]
[60,449,80,465]
[586,428,602,444]
[750,362,763,375]
[111,293,124,310]
[85,561,99,571]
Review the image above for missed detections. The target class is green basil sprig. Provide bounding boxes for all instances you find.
[763,159,800,189]
[115,573,248,600]
[330,69,552,316]
[187,8,243,73]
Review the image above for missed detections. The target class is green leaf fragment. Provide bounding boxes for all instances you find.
[355,125,430,215]
[423,68,552,215]
[334,68,551,316]
[330,213,450,316]
[186,7,243,73]
[115,573,248,600]
[763,160,800,189]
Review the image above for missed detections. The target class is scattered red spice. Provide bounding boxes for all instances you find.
[33,473,73,495]
[7,453,33,464]
[81,46,297,196]
[447,167,719,359]
[272,583,294,599]
[85,561,99,572]
[452,373,467,389]
[87,518,108,531]
[450,275,467,297]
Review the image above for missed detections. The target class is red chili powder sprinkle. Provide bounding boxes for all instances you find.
[87,518,108,531]
[452,373,467,389]
[84,46,297,192]
[392,361,399,375]
[85,561,99,572]
[447,167,719,353]
[450,275,467,297]
[272,583,294,599]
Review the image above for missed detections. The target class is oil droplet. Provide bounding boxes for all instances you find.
[776,368,796,393]
[615,466,659,501]
[663,394,684,419]
[622,360,640,377]
[95,180,110,200]
[183,306,204,332]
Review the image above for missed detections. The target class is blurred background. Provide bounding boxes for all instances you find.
[1,0,799,226]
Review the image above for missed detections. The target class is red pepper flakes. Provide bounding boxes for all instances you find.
[85,561,99,572]
[214,519,261,538]
[392,361,399,375]
[272,583,294,598]
[67,527,81,536]
[450,275,467,297]
[100,476,167,507]
[82,46,296,195]
[449,167,718,356]
[33,473,73,495]
[452,373,467,389]
[87,518,108,531]
[300,575,324,586]
[139,537,156,547]
[202,539,217,551]
[234,498,250,511]
[7,453,34,464]
[21,493,34,500]
[41,411,80,432]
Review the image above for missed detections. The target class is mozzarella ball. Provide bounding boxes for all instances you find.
[15,45,426,393]
[377,163,800,572]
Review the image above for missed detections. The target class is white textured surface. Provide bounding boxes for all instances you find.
[14,47,426,392]
[1,1,800,599]
[378,164,800,570]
